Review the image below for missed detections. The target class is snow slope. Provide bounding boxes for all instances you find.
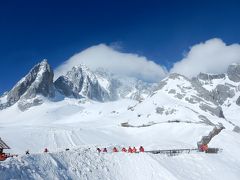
[1,134,240,180]
[0,98,214,153]
[0,95,240,180]
[1,62,240,180]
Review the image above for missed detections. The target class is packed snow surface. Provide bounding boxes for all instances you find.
[1,62,240,179]
[0,97,240,180]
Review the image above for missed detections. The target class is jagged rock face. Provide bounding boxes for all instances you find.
[233,125,240,133]
[227,64,240,82]
[166,74,214,105]
[154,73,225,118]
[197,72,225,81]
[191,80,214,103]
[199,104,225,118]
[2,60,54,110]
[54,65,110,101]
[236,96,240,106]
[212,85,235,105]
[197,125,225,148]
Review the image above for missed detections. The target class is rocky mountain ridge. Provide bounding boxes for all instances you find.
[0,60,240,117]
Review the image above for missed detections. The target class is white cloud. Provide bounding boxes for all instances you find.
[55,38,240,82]
[55,44,167,82]
[170,38,240,77]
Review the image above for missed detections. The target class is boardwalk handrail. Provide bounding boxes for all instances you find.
[145,148,222,155]
[0,138,10,149]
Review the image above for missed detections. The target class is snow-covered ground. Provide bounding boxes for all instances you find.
[0,98,213,153]
[1,61,240,179]
[1,138,240,180]
[0,96,240,180]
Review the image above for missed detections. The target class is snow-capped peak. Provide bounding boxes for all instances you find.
[54,64,111,101]
[0,59,55,111]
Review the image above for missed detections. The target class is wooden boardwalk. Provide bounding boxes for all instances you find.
[145,148,222,156]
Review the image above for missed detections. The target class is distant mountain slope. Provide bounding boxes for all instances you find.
[0,60,240,130]
[0,60,55,111]
[54,65,111,101]
[0,61,240,180]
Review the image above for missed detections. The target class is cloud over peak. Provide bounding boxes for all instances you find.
[170,38,240,77]
[55,38,240,82]
[55,44,167,82]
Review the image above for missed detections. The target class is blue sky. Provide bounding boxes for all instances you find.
[0,0,240,93]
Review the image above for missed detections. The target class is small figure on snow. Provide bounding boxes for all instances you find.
[44,148,49,153]
[200,144,208,152]
[139,146,144,152]
[25,150,30,155]
[121,147,127,152]
[103,148,107,152]
[97,148,101,153]
[132,147,137,153]
[113,147,118,152]
[128,146,133,153]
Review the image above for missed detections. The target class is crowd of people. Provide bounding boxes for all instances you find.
[24,146,145,155]
[97,146,145,153]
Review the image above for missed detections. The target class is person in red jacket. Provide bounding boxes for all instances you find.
[121,147,127,152]
[103,148,107,152]
[132,147,137,153]
[128,146,133,153]
[139,146,144,152]
[200,144,208,152]
[113,147,118,152]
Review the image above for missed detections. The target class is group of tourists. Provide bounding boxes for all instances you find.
[24,146,145,155]
[97,146,145,153]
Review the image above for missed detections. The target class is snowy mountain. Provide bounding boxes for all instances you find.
[0,60,240,179]
[0,60,154,110]
[54,65,111,101]
[0,60,55,111]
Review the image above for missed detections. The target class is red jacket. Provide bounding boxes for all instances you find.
[200,144,208,152]
[122,148,127,152]
[128,147,133,153]
[132,147,137,153]
[113,147,118,152]
[139,146,144,152]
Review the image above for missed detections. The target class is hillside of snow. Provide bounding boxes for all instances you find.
[1,60,240,179]
[1,134,240,180]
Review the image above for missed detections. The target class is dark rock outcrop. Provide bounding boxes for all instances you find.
[227,64,240,82]
[199,104,225,118]
[197,72,225,81]
[236,96,240,106]
[212,84,235,105]
[197,124,225,149]
[54,65,110,101]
